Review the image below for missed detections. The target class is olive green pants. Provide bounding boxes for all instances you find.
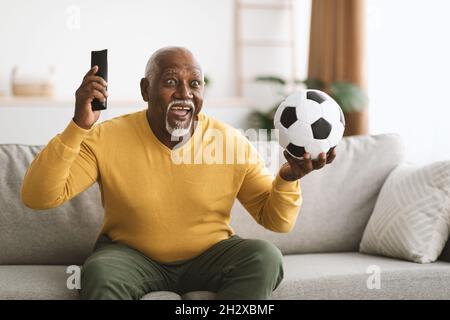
[79,234,284,300]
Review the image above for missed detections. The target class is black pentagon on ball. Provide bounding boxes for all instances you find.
[307,91,326,104]
[286,143,306,158]
[311,117,332,139]
[280,106,297,129]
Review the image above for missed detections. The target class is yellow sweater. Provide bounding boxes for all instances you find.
[21,109,302,263]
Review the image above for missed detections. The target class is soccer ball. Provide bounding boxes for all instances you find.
[274,89,345,160]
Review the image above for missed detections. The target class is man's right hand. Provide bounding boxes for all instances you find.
[73,65,108,129]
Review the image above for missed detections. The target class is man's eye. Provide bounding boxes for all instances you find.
[191,80,201,87]
[166,79,176,85]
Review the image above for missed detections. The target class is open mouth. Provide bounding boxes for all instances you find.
[168,105,193,120]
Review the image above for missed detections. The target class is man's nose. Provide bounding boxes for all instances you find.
[175,82,193,100]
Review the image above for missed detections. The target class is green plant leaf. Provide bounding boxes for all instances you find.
[302,78,326,90]
[254,76,286,86]
[248,111,273,130]
[204,75,210,87]
[248,104,279,130]
[329,82,368,113]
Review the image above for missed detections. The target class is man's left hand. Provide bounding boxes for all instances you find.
[278,148,337,181]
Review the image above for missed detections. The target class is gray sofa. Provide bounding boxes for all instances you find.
[0,133,449,300]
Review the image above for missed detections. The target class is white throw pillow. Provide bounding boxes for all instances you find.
[359,161,450,263]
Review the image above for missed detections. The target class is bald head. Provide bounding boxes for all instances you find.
[144,47,203,85]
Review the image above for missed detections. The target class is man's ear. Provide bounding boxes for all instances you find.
[140,78,150,102]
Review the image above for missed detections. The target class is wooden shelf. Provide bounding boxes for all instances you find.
[239,40,294,47]
[0,96,252,109]
[0,97,256,145]
[238,4,291,10]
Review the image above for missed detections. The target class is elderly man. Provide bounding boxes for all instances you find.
[21,47,336,300]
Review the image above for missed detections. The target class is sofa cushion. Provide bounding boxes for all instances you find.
[2,253,449,300]
[230,134,405,254]
[360,162,450,263]
[272,252,450,299]
[0,144,104,265]
[0,265,80,300]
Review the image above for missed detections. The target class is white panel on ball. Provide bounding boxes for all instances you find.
[306,139,330,159]
[288,121,313,147]
[276,125,290,149]
[327,123,345,148]
[321,100,341,124]
[295,99,322,124]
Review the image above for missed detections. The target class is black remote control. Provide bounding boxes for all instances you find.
[91,49,108,111]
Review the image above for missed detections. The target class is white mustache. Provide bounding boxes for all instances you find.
[166,100,195,113]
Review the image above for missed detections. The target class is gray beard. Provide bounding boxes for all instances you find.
[166,117,193,140]
[165,100,196,141]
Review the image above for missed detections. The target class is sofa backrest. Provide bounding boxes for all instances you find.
[230,134,406,254]
[0,144,103,265]
[0,134,415,265]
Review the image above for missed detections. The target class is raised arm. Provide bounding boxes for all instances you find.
[21,66,108,209]
[237,140,337,233]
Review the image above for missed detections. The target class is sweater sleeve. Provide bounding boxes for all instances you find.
[236,140,302,233]
[21,119,101,210]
